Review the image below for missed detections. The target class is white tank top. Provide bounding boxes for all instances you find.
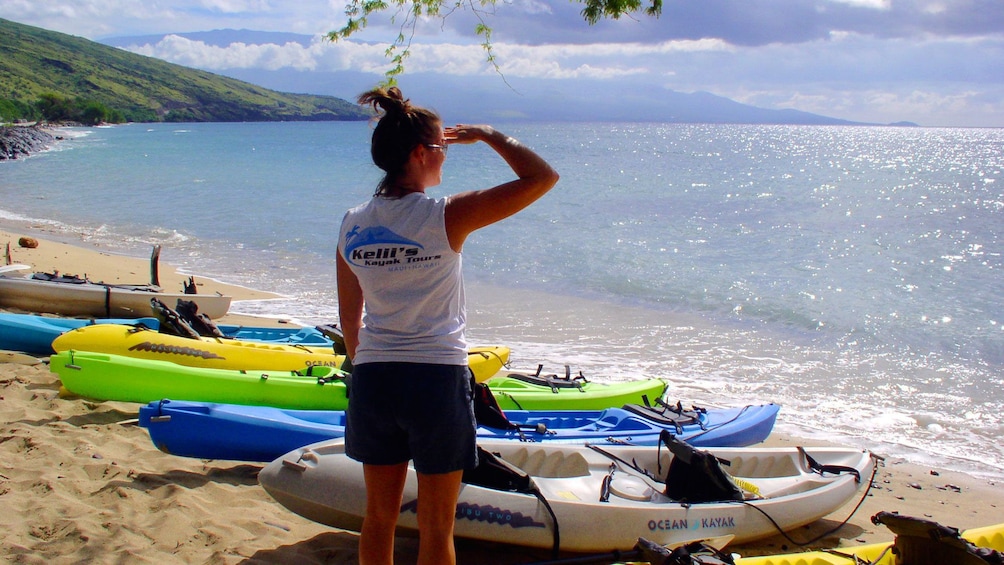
[338,192,467,365]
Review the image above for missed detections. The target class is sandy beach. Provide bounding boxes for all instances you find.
[1,226,1001,564]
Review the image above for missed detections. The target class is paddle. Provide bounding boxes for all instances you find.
[0,263,31,275]
[524,535,735,565]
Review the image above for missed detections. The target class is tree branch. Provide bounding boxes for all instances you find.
[326,0,662,82]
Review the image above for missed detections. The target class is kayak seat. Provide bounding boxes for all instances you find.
[661,431,745,503]
[872,511,1004,565]
[503,364,588,393]
[621,403,703,430]
[32,272,89,284]
[314,324,348,355]
[149,297,201,340]
[463,447,562,559]
[175,298,227,338]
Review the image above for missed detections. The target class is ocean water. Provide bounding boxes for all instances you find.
[2,121,1002,478]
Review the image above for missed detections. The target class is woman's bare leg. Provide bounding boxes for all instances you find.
[359,462,409,565]
[415,469,464,565]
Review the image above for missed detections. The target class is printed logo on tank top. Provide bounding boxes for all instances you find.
[344,225,443,269]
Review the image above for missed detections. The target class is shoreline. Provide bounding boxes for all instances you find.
[0,123,58,160]
[1,226,1002,563]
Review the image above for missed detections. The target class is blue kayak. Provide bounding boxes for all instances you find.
[138,398,780,462]
[0,312,333,354]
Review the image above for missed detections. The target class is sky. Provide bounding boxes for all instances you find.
[2,0,1003,127]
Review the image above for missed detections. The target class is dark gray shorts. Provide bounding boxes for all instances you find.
[345,362,478,474]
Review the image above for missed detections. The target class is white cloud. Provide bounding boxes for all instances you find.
[124,34,386,72]
[827,0,892,9]
[526,38,732,58]
[509,0,553,16]
[119,34,725,80]
[126,35,317,71]
[919,2,949,15]
[197,0,272,14]
[0,0,185,36]
[0,0,347,37]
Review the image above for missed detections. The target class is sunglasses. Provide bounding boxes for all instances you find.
[424,143,448,155]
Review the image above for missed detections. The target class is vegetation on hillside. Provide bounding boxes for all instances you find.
[0,18,370,124]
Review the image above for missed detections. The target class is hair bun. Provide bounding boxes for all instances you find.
[359,86,411,116]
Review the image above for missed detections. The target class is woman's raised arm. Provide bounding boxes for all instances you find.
[444,125,559,251]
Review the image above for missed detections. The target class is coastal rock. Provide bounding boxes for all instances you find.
[18,237,39,249]
[0,125,56,160]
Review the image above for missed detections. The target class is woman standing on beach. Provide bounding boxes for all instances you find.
[336,86,559,565]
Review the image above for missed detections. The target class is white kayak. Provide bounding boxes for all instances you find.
[0,273,231,319]
[259,436,877,553]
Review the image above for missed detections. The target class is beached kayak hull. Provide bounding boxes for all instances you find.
[138,399,780,461]
[259,439,876,552]
[486,372,669,410]
[51,348,504,408]
[52,350,351,409]
[50,324,509,379]
[0,312,331,355]
[735,520,1004,564]
[0,313,157,354]
[0,274,231,318]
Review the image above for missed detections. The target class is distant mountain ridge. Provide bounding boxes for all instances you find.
[101,29,879,125]
[0,18,369,123]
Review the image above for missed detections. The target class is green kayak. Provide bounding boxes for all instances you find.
[52,352,668,411]
[53,350,350,410]
[485,366,668,410]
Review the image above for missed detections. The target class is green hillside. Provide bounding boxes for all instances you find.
[0,18,369,123]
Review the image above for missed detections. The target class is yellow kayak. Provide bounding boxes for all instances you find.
[735,520,1004,564]
[51,324,509,382]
